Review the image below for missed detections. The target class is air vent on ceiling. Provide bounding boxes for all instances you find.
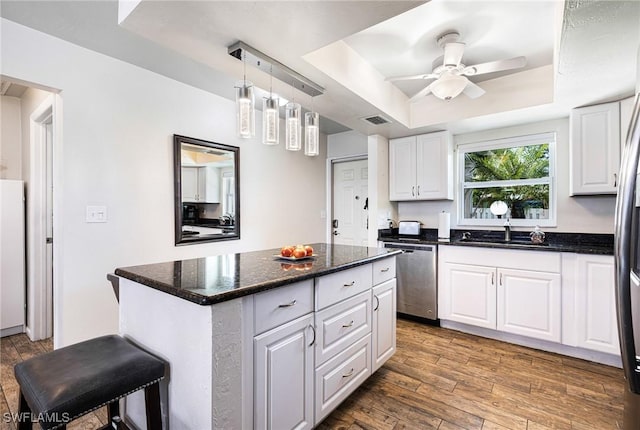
[361,114,392,125]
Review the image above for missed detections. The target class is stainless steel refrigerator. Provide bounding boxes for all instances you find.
[614,92,640,429]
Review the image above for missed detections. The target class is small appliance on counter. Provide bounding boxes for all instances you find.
[182,204,198,223]
[398,220,421,236]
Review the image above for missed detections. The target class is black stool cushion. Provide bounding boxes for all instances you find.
[14,335,165,429]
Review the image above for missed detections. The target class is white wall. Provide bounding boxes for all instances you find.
[1,19,327,346]
[397,118,616,234]
[0,96,22,179]
[327,130,367,158]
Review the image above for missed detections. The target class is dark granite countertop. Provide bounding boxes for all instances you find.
[378,228,613,255]
[115,243,401,306]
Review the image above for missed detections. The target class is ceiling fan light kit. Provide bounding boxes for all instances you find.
[387,30,527,102]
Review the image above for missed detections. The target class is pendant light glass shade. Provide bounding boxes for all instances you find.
[285,102,301,151]
[262,97,279,145]
[304,111,319,156]
[235,81,255,138]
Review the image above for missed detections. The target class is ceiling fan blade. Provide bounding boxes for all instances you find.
[463,81,486,99]
[443,42,465,67]
[386,73,438,82]
[462,56,526,76]
[409,81,437,103]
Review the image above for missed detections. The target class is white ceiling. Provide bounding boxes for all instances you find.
[2,0,639,138]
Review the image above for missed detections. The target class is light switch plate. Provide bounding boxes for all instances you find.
[86,205,108,223]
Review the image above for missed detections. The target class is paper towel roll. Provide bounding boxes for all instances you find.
[438,212,450,242]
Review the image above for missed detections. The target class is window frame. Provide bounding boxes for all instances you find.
[457,132,557,228]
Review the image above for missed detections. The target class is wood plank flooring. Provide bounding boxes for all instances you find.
[0,319,625,429]
[319,319,625,430]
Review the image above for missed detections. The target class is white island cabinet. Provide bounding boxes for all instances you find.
[116,245,397,430]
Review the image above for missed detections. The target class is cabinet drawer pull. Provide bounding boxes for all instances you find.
[343,281,355,287]
[499,273,503,286]
[417,185,420,196]
[380,267,390,273]
[342,320,354,328]
[614,173,618,187]
[491,272,494,285]
[308,324,316,347]
[411,186,415,197]
[374,295,380,311]
[278,300,297,308]
[342,368,355,378]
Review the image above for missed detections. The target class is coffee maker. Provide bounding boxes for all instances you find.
[182,204,198,223]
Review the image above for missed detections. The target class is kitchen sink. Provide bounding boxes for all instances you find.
[458,238,548,247]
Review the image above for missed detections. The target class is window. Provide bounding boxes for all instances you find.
[458,132,556,227]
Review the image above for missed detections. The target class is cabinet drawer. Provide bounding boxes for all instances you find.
[315,291,371,365]
[314,335,371,424]
[372,257,396,286]
[316,264,372,310]
[254,280,314,335]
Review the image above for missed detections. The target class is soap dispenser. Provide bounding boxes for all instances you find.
[530,226,545,244]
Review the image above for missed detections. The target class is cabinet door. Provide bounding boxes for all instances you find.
[254,314,314,430]
[442,263,496,329]
[575,255,620,355]
[389,136,417,201]
[497,268,561,342]
[372,279,396,372]
[621,96,635,146]
[181,166,199,202]
[416,132,453,200]
[199,166,220,203]
[570,101,621,195]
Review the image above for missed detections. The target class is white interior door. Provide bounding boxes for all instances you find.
[44,120,53,337]
[332,159,368,246]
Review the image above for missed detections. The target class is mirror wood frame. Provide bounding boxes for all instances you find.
[173,134,240,245]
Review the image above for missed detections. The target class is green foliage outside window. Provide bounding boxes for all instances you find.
[463,143,550,219]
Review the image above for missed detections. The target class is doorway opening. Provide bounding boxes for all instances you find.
[29,98,55,340]
[330,157,369,246]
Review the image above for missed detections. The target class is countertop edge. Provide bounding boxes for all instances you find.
[115,249,402,306]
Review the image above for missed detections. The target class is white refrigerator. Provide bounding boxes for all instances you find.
[0,179,26,336]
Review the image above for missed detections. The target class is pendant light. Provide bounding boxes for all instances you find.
[262,65,279,145]
[235,51,255,139]
[285,82,301,151]
[304,96,319,156]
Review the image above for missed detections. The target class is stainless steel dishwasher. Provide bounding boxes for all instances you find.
[383,242,437,321]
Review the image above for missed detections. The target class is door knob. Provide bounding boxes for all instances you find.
[333,231,340,236]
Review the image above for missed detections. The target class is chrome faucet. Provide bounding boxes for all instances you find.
[504,217,511,242]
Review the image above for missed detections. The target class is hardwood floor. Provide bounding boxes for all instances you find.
[1,319,625,429]
[320,319,625,430]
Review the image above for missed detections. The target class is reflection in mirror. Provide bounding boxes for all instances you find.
[174,135,240,245]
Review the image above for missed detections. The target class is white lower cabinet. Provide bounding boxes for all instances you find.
[574,254,620,355]
[253,257,397,429]
[441,263,496,329]
[372,279,397,371]
[439,246,562,341]
[254,314,314,430]
[314,335,372,423]
[497,268,561,342]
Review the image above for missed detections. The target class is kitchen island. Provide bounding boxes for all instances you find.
[114,243,399,430]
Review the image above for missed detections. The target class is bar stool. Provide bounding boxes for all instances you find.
[14,335,166,430]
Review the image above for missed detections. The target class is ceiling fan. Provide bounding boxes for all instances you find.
[387,31,527,102]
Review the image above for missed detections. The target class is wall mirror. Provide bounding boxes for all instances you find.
[174,134,240,245]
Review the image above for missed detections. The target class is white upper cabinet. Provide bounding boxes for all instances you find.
[569,101,621,195]
[389,136,417,201]
[181,166,220,203]
[389,131,453,201]
[621,96,636,146]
